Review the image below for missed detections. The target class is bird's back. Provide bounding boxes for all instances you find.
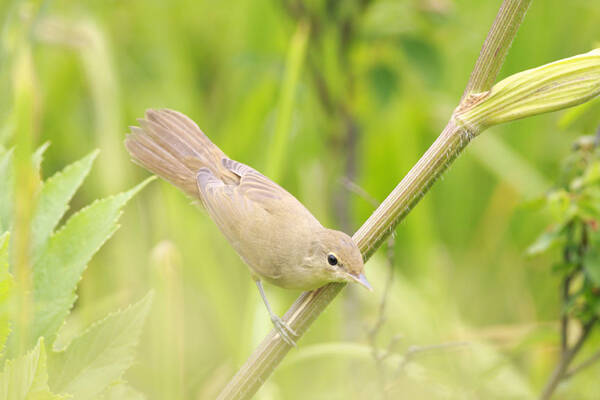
[126,109,323,284]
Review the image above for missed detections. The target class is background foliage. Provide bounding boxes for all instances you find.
[1,0,600,398]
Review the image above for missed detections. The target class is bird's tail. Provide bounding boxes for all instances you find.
[125,109,236,197]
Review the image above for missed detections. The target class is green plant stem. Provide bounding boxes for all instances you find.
[462,0,532,98]
[266,19,310,181]
[217,2,532,399]
[12,41,38,359]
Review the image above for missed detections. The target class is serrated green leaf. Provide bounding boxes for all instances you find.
[48,293,153,400]
[0,232,14,355]
[0,150,14,233]
[31,142,50,175]
[27,177,153,349]
[31,150,99,258]
[0,338,66,400]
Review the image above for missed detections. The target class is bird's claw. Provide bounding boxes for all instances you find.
[271,315,297,346]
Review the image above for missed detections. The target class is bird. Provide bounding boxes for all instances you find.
[125,109,371,345]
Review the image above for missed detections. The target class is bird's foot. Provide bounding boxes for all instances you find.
[270,315,297,346]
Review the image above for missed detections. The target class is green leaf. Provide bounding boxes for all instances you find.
[526,227,565,256]
[546,190,573,221]
[581,161,600,187]
[0,232,14,355]
[48,293,153,400]
[368,63,399,106]
[360,1,417,38]
[399,35,442,87]
[31,142,50,175]
[31,150,99,258]
[0,150,14,233]
[577,194,600,220]
[0,338,66,400]
[584,245,600,286]
[28,177,154,349]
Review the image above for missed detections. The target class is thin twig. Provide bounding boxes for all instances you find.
[397,341,471,372]
[560,274,571,354]
[383,341,470,393]
[539,221,595,400]
[539,317,598,400]
[341,178,396,346]
[565,349,600,379]
[341,177,380,208]
[342,177,397,398]
[560,221,575,354]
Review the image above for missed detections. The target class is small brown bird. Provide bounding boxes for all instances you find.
[125,109,370,345]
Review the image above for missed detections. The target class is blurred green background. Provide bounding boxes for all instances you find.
[2,0,600,398]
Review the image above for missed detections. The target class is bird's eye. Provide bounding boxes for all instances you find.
[327,254,338,266]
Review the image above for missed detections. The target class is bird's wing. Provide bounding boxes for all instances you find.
[222,158,288,206]
[196,168,254,241]
[222,159,321,225]
[197,158,320,232]
[195,158,284,227]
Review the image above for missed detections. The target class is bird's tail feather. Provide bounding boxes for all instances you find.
[125,109,234,197]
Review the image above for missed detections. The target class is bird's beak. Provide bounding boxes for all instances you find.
[350,272,373,291]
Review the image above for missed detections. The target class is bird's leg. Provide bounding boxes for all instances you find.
[255,280,297,346]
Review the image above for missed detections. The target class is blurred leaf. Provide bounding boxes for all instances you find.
[48,293,153,400]
[576,195,600,220]
[368,63,399,106]
[0,150,14,233]
[584,243,600,286]
[518,195,547,211]
[593,294,600,317]
[27,177,154,348]
[0,232,13,354]
[361,1,417,37]
[581,161,600,187]
[526,226,565,256]
[399,35,442,86]
[546,190,573,221]
[552,261,574,274]
[31,150,98,258]
[96,382,145,400]
[0,338,66,400]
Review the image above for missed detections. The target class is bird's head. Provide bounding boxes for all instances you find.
[307,229,371,290]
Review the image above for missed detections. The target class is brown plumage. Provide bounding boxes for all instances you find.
[125,109,370,345]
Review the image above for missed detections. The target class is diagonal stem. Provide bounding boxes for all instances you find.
[565,349,600,379]
[217,1,532,399]
[462,0,531,98]
[539,317,598,400]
